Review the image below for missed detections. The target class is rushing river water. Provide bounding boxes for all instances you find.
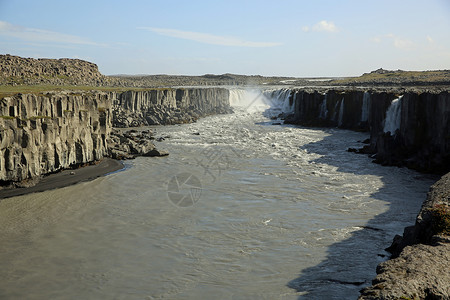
[0,89,437,299]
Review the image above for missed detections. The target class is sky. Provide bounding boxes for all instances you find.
[0,0,449,77]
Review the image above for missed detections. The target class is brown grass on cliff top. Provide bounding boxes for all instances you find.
[333,70,450,85]
[0,85,172,98]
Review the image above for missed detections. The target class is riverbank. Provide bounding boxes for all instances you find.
[0,158,123,199]
[359,172,450,299]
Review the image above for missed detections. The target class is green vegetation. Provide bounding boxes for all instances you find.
[28,116,52,120]
[399,296,419,300]
[1,115,53,121]
[431,204,450,235]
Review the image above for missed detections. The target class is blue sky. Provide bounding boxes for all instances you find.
[0,0,449,76]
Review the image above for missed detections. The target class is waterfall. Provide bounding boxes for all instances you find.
[319,95,328,119]
[228,89,247,106]
[228,88,294,115]
[338,98,344,127]
[383,96,403,135]
[262,88,294,113]
[279,89,294,113]
[228,89,271,112]
[361,92,370,122]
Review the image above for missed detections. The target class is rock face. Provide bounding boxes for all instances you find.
[0,87,232,185]
[359,173,450,300]
[111,88,232,127]
[0,54,108,86]
[373,92,450,174]
[286,89,372,131]
[359,242,450,300]
[286,89,450,174]
[0,91,111,185]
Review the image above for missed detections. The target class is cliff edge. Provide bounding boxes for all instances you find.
[359,173,450,299]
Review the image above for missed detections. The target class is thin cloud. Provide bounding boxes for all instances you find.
[370,37,382,43]
[370,33,415,50]
[302,20,339,33]
[138,27,282,48]
[387,33,414,50]
[0,20,105,46]
[313,20,339,32]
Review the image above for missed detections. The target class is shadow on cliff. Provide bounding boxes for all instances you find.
[284,126,438,300]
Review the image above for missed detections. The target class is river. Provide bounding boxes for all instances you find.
[0,89,436,299]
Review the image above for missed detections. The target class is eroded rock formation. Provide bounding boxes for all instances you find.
[111,88,232,127]
[0,91,111,185]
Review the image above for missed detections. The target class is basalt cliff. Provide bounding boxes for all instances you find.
[0,88,231,186]
[0,91,111,186]
[285,89,450,174]
[111,88,231,127]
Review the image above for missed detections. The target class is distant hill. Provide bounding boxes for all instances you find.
[1,55,449,88]
[107,73,300,87]
[0,54,108,86]
[331,68,450,86]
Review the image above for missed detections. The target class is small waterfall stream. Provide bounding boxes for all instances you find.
[383,96,403,135]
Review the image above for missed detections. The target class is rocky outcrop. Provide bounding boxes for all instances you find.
[285,89,450,174]
[111,88,232,127]
[0,91,111,186]
[0,54,108,86]
[108,129,159,160]
[359,173,450,300]
[358,242,450,300]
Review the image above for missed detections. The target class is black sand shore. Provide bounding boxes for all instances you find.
[0,158,124,199]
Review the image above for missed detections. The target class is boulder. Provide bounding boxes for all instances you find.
[143,149,169,157]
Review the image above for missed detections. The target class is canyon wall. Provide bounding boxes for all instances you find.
[0,88,232,185]
[111,88,232,127]
[0,92,111,185]
[286,89,450,174]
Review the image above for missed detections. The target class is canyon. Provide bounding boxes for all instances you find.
[0,55,449,299]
